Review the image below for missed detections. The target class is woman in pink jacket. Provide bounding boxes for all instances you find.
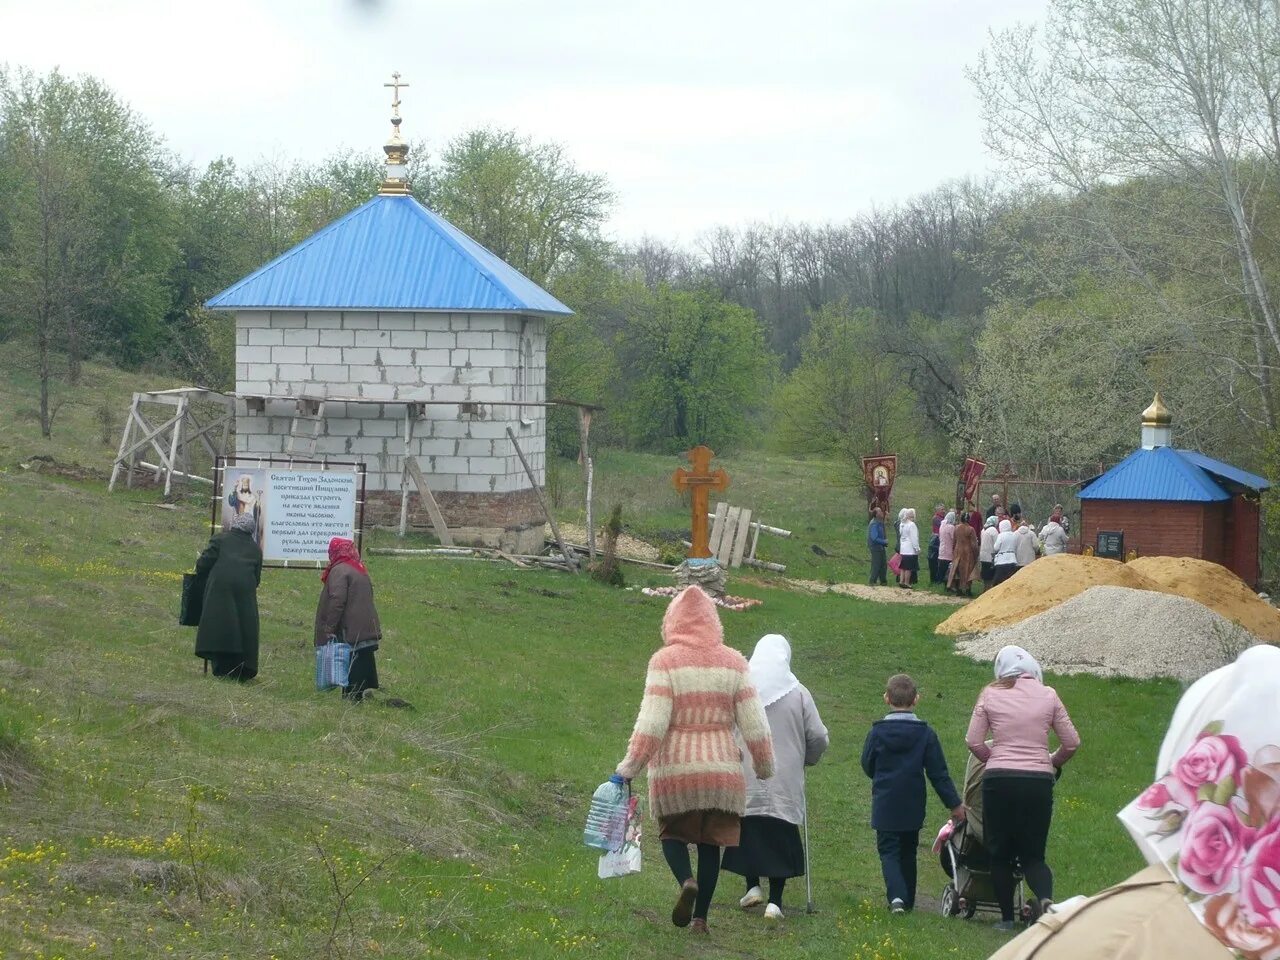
[965,646,1080,931]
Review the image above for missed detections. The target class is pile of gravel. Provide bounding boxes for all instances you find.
[954,585,1266,682]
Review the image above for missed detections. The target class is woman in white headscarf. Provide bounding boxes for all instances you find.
[966,646,1080,931]
[722,634,829,923]
[987,644,1280,959]
[897,508,921,590]
[991,519,1020,586]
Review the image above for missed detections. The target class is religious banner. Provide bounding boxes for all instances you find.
[213,458,366,567]
[959,456,987,508]
[861,455,897,514]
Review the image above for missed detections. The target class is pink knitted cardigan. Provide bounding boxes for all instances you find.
[617,586,775,820]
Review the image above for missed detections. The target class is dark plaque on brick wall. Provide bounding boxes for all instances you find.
[1096,530,1124,559]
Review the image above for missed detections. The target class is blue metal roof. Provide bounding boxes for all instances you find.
[1079,446,1231,502]
[1174,450,1271,493]
[205,194,572,315]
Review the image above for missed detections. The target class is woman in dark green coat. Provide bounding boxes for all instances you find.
[194,512,262,680]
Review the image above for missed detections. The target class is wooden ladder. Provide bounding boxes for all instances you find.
[286,397,326,457]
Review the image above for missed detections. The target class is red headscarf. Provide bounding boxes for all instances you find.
[321,537,367,582]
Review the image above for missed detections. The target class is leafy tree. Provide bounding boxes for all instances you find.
[428,128,613,285]
[773,303,928,464]
[616,286,776,452]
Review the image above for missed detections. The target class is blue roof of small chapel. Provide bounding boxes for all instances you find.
[205,194,572,315]
[1079,447,1270,502]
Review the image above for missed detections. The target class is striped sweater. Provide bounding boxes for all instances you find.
[617,586,775,820]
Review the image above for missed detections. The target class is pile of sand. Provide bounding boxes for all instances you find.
[935,554,1163,635]
[1128,556,1280,643]
[955,586,1265,681]
[556,522,661,562]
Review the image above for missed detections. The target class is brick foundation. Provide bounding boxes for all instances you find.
[365,487,542,528]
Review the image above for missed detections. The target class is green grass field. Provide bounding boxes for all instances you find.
[0,356,1177,960]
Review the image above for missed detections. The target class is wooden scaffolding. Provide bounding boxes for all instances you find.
[108,388,236,495]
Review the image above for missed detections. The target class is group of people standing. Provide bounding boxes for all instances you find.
[614,585,1080,939]
[190,520,383,700]
[869,495,1073,594]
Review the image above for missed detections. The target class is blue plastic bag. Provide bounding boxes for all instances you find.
[315,640,352,691]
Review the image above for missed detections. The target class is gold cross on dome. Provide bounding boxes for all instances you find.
[384,71,409,119]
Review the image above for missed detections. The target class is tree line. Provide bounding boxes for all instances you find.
[2,0,1278,502]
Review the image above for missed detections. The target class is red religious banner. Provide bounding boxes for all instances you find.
[861,455,897,514]
[960,456,987,508]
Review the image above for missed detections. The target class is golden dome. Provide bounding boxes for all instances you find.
[1142,393,1172,426]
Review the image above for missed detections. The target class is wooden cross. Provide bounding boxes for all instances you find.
[384,71,409,118]
[672,445,731,559]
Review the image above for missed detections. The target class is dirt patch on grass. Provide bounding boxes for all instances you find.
[745,577,966,605]
[557,522,661,561]
[58,858,189,895]
[0,734,37,793]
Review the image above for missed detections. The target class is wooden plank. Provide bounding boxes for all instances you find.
[163,395,189,496]
[108,396,137,492]
[404,458,454,547]
[707,502,730,559]
[398,410,414,538]
[717,506,740,566]
[729,508,753,568]
[506,427,576,571]
[704,512,793,538]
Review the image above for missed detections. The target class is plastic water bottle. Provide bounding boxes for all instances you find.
[583,775,629,851]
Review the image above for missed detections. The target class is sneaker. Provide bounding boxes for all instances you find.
[672,879,698,928]
[689,918,709,935]
[740,886,765,909]
[764,903,784,923]
[890,898,906,915]
[994,920,1017,932]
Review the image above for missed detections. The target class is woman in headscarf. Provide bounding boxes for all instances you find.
[991,520,1020,586]
[722,634,829,923]
[1014,521,1040,568]
[937,510,957,589]
[987,644,1280,960]
[315,537,382,701]
[966,646,1080,931]
[948,512,980,596]
[194,511,262,681]
[897,508,921,590]
[979,516,999,591]
[616,587,775,935]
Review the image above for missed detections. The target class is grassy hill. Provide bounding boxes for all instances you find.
[0,360,1179,960]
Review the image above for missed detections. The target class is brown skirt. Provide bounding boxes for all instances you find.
[659,810,741,847]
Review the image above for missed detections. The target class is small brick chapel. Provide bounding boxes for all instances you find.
[205,77,570,551]
[1078,395,1271,586]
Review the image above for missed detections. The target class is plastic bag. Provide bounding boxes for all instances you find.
[598,796,641,879]
[315,640,352,691]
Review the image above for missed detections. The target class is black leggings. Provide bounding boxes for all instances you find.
[661,841,721,920]
[983,774,1055,920]
[745,876,786,907]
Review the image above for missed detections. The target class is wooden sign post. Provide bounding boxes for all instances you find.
[673,446,731,559]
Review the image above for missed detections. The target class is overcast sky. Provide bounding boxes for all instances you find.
[3,0,1048,243]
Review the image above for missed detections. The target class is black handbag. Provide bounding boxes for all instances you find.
[179,572,205,627]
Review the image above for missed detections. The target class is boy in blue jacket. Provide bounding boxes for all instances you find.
[860,673,965,913]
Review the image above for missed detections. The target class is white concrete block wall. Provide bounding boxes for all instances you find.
[233,310,548,498]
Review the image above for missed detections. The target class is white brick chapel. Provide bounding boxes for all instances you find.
[205,81,570,550]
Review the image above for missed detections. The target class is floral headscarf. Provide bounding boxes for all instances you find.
[229,512,258,535]
[321,536,367,583]
[1118,645,1280,958]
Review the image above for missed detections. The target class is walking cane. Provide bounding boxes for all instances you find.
[802,785,816,914]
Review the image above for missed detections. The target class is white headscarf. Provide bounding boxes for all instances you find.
[998,519,1012,533]
[1117,645,1280,955]
[898,508,909,523]
[984,516,998,529]
[749,634,800,708]
[994,645,1042,682]
[943,510,956,526]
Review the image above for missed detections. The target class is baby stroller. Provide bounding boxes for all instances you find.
[937,753,1027,921]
